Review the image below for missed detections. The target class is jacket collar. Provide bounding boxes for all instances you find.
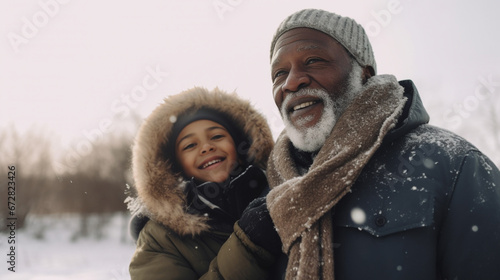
[384,80,430,143]
[185,165,268,232]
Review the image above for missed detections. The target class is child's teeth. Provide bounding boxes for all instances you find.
[203,159,221,169]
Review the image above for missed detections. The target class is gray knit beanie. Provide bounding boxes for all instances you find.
[270,9,377,74]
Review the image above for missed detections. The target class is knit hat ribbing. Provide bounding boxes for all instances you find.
[270,9,377,74]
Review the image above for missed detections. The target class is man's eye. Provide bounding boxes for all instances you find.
[273,70,287,80]
[306,58,322,64]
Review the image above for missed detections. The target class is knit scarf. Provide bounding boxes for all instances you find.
[267,75,406,280]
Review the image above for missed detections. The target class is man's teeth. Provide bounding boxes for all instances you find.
[293,101,316,111]
[202,159,222,169]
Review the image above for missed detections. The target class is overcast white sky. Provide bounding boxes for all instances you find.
[1,0,499,162]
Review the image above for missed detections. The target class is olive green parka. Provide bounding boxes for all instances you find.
[128,87,274,280]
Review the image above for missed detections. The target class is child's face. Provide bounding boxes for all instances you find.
[175,120,238,183]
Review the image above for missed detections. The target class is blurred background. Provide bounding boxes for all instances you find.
[1,0,499,279]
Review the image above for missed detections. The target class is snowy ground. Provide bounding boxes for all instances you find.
[0,212,136,280]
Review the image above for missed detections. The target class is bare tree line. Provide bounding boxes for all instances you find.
[455,88,500,167]
[426,80,500,168]
[0,115,141,240]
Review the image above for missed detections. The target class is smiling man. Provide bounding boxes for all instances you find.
[272,28,366,152]
[271,27,367,153]
[235,8,500,280]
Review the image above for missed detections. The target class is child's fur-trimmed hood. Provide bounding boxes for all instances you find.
[131,87,274,236]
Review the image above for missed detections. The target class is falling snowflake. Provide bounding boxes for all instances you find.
[350,207,366,225]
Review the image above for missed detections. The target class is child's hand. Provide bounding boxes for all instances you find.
[238,197,282,254]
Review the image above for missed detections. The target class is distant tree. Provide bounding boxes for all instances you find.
[0,112,142,238]
[453,81,500,168]
[0,125,56,230]
[53,114,141,239]
[428,75,500,168]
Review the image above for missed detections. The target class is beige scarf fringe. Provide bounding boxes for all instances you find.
[267,75,406,279]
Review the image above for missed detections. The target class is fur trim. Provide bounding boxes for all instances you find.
[131,87,274,236]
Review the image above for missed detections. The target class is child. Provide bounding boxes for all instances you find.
[127,87,274,279]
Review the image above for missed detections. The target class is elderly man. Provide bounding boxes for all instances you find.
[207,8,500,280]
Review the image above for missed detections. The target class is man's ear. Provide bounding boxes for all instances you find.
[362,66,375,84]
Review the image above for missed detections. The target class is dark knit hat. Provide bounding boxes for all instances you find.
[270,8,377,74]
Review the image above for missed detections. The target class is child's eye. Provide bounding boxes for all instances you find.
[182,143,196,151]
[211,134,224,140]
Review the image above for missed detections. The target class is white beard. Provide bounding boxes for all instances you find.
[281,61,364,152]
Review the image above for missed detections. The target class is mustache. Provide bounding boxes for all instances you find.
[280,88,331,116]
